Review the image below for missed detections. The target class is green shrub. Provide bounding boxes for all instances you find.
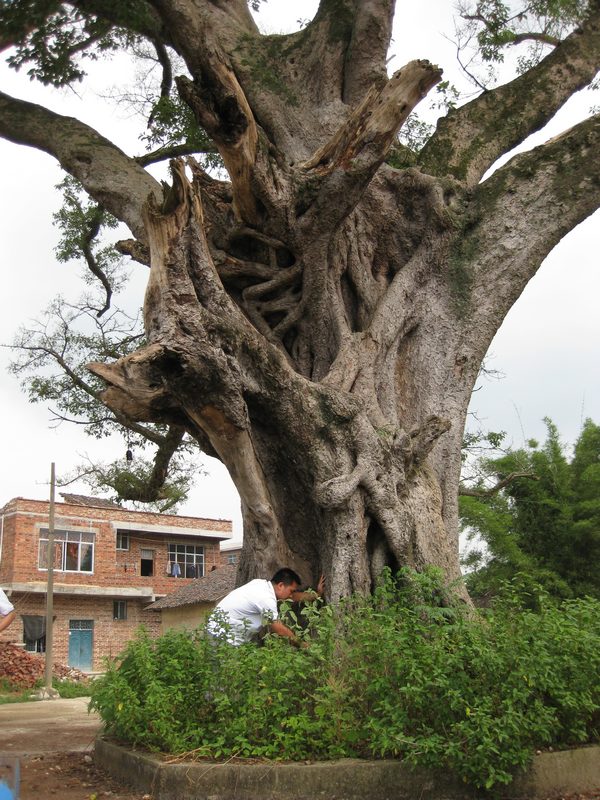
[90,569,600,790]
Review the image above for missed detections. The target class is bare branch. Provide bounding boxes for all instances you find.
[78,205,113,316]
[13,339,167,446]
[303,61,442,173]
[135,142,218,166]
[151,38,173,103]
[72,0,171,47]
[115,424,187,504]
[175,74,259,223]
[511,31,561,47]
[0,91,160,240]
[460,472,539,497]
[342,0,395,105]
[300,60,442,229]
[460,9,561,47]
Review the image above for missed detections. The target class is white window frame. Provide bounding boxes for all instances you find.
[38,528,95,574]
[24,637,46,653]
[168,543,204,578]
[116,531,130,551]
[113,600,127,621]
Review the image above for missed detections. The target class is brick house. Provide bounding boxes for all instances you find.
[0,494,232,672]
[220,540,243,566]
[148,563,237,633]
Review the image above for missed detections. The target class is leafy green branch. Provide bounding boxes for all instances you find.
[460,417,600,601]
[5,291,200,508]
[53,175,124,316]
[59,428,201,512]
[455,0,591,87]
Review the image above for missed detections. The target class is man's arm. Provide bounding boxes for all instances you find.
[269,619,307,648]
[0,611,15,633]
[290,575,325,603]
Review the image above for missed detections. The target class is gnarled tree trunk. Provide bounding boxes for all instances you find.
[89,57,475,600]
[3,0,600,600]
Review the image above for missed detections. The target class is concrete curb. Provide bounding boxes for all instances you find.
[95,737,600,800]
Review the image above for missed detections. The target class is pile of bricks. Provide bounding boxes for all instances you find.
[0,642,87,688]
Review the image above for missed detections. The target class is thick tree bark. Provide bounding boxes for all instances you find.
[4,0,600,600]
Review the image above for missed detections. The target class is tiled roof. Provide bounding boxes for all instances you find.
[59,493,122,509]
[148,564,237,610]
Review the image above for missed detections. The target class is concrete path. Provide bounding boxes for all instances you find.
[0,697,102,756]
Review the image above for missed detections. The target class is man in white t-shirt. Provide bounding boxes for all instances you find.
[208,568,322,646]
[0,587,15,634]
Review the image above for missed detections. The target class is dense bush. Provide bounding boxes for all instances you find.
[90,569,600,790]
[461,418,600,602]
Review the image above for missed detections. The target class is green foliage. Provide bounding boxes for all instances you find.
[2,1,143,87]
[91,570,600,790]
[53,176,124,297]
[461,418,600,601]
[456,0,589,87]
[0,675,89,700]
[7,290,200,510]
[0,678,37,703]
[52,677,92,697]
[462,427,507,463]
[54,176,118,253]
[2,0,266,88]
[9,294,143,433]
[140,94,223,169]
[395,115,435,154]
[85,456,196,512]
[7,174,200,509]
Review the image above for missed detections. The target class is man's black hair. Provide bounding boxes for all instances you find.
[271,567,302,586]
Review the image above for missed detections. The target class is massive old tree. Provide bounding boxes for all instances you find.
[1,1,599,599]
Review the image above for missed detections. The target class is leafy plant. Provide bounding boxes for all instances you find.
[52,677,92,698]
[91,570,600,789]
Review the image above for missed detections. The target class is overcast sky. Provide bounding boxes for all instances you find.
[0,1,598,542]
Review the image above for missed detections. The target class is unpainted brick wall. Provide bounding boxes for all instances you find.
[0,497,232,668]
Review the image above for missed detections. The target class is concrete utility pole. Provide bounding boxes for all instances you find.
[44,462,56,694]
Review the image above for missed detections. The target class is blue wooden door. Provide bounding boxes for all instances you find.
[68,620,93,671]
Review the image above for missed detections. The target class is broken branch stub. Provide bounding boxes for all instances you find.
[302,60,443,175]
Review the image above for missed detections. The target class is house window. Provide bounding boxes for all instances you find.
[140,548,154,577]
[168,543,204,578]
[22,615,46,653]
[24,635,46,653]
[227,554,237,565]
[116,531,130,551]
[38,529,95,573]
[113,600,127,621]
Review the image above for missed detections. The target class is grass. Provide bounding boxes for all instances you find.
[0,677,91,703]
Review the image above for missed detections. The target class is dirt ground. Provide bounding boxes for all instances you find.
[0,697,149,799]
[17,751,152,800]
